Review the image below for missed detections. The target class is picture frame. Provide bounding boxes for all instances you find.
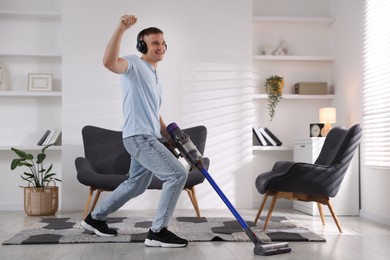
[28,73,53,92]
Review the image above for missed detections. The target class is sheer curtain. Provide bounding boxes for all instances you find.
[362,0,390,167]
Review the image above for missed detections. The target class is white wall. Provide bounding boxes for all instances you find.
[330,0,390,225]
[61,0,254,211]
[329,0,364,127]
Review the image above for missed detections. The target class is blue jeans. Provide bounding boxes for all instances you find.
[92,134,188,232]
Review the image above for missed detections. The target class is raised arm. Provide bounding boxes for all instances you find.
[103,15,138,74]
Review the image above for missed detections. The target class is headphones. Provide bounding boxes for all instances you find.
[136,38,148,54]
[136,28,167,54]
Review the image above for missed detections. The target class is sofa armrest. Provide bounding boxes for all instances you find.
[75,157,128,191]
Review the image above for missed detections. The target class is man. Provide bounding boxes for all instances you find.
[81,14,189,248]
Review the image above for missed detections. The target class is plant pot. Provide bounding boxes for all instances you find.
[24,186,58,216]
[277,79,284,94]
[265,77,284,121]
[268,79,284,95]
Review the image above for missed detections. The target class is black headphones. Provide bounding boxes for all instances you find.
[136,28,167,54]
[136,38,148,54]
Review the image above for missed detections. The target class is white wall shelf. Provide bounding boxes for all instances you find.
[0,11,61,19]
[253,146,293,151]
[253,16,335,24]
[0,52,62,58]
[0,145,62,151]
[0,91,62,97]
[253,55,334,62]
[253,94,334,100]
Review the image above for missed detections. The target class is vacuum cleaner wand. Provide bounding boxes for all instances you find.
[167,123,291,256]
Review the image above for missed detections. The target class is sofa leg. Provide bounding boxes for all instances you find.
[317,202,326,226]
[326,199,343,233]
[89,189,102,213]
[83,187,103,219]
[83,187,93,218]
[263,193,278,231]
[254,193,269,225]
[185,187,201,217]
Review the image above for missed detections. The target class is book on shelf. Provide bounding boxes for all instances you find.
[48,129,61,145]
[263,127,283,146]
[252,125,267,146]
[37,129,61,146]
[258,127,283,146]
[42,129,55,146]
[37,130,50,146]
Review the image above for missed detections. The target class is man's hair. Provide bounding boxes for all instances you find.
[137,27,164,42]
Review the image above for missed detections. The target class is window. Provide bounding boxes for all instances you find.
[362,0,390,167]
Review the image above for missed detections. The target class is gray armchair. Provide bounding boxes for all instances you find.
[254,124,362,233]
[75,125,209,218]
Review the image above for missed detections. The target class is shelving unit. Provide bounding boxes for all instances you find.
[0,9,62,147]
[0,1,63,211]
[252,14,335,65]
[251,14,335,149]
[252,15,335,83]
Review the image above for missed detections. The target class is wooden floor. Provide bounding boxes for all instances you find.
[1,208,390,260]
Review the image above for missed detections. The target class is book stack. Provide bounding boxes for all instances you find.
[252,125,282,146]
[37,129,62,146]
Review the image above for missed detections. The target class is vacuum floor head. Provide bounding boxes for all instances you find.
[254,242,292,256]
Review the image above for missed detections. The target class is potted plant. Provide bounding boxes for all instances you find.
[10,144,61,216]
[265,75,284,121]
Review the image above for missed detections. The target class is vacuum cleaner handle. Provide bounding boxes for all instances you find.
[163,141,180,158]
[167,123,291,256]
[166,123,204,167]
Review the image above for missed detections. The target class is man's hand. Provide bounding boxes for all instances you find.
[120,15,137,30]
[164,140,180,158]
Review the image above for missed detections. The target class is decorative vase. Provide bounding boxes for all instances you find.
[278,79,284,94]
[270,79,284,95]
[24,186,58,216]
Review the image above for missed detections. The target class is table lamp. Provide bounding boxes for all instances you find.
[319,107,336,137]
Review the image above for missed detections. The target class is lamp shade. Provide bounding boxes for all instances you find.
[319,107,336,123]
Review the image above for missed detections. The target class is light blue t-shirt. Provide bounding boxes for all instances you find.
[120,55,163,138]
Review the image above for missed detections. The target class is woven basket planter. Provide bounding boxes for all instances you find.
[24,186,58,216]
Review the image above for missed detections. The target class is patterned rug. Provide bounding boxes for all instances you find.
[2,216,325,245]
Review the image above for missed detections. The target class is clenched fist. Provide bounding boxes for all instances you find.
[120,15,137,30]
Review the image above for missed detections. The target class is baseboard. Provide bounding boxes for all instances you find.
[0,204,23,211]
[360,209,390,226]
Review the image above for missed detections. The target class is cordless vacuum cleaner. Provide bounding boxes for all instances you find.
[167,123,291,256]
